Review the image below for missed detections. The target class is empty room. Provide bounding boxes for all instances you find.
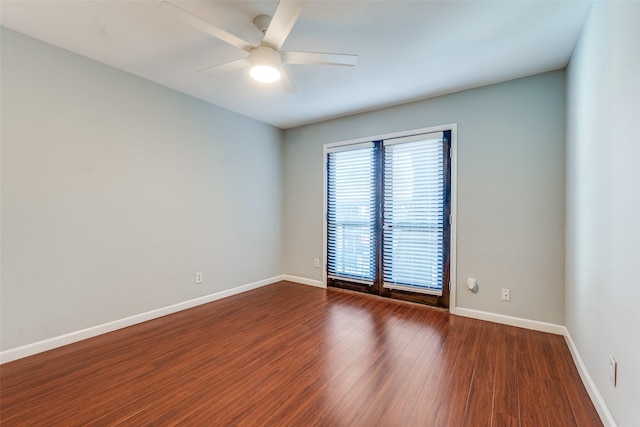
[1,0,638,425]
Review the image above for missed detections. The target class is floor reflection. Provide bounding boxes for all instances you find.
[318,289,450,425]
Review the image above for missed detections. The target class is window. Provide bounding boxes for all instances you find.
[327,143,377,283]
[325,130,452,307]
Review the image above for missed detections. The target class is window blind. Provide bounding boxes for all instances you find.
[382,133,445,295]
[326,143,376,284]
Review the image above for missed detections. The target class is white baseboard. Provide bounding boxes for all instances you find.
[0,275,283,364]
[564,330,617,427]
[451,307,566,335]
[282,274,325,288]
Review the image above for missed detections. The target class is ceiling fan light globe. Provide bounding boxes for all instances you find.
[250,65,281,83]
[249,45,282,84]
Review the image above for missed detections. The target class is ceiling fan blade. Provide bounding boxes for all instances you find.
[283,51,359,66]
[197,58,250,75]
[262,0,308,50]
[159,1,254,52]
[280,69,297,93]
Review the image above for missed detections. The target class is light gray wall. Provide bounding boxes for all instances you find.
[0,28,283,351]
[283,71,566,325]
[566,2,640,426]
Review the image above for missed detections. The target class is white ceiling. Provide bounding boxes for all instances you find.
[0,0,591,129]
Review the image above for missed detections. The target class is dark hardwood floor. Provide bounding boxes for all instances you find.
[0,281,602,426]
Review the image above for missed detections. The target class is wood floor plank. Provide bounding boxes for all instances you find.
[324,304,429,426]
[374,311,449,426]
[491,324,520,427]
[0,281,602,426]
[402,315,466,425]
[462,321,498,427]
[431,318,487,427]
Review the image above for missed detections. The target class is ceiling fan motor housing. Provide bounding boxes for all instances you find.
[250,45,282,68]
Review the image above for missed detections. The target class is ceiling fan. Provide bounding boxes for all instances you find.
[159,0,359,93]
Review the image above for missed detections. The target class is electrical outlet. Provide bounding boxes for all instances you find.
[609,355,617,386]
[195,272,203,284]
[501,288,511,302]
[314,258,320,268]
